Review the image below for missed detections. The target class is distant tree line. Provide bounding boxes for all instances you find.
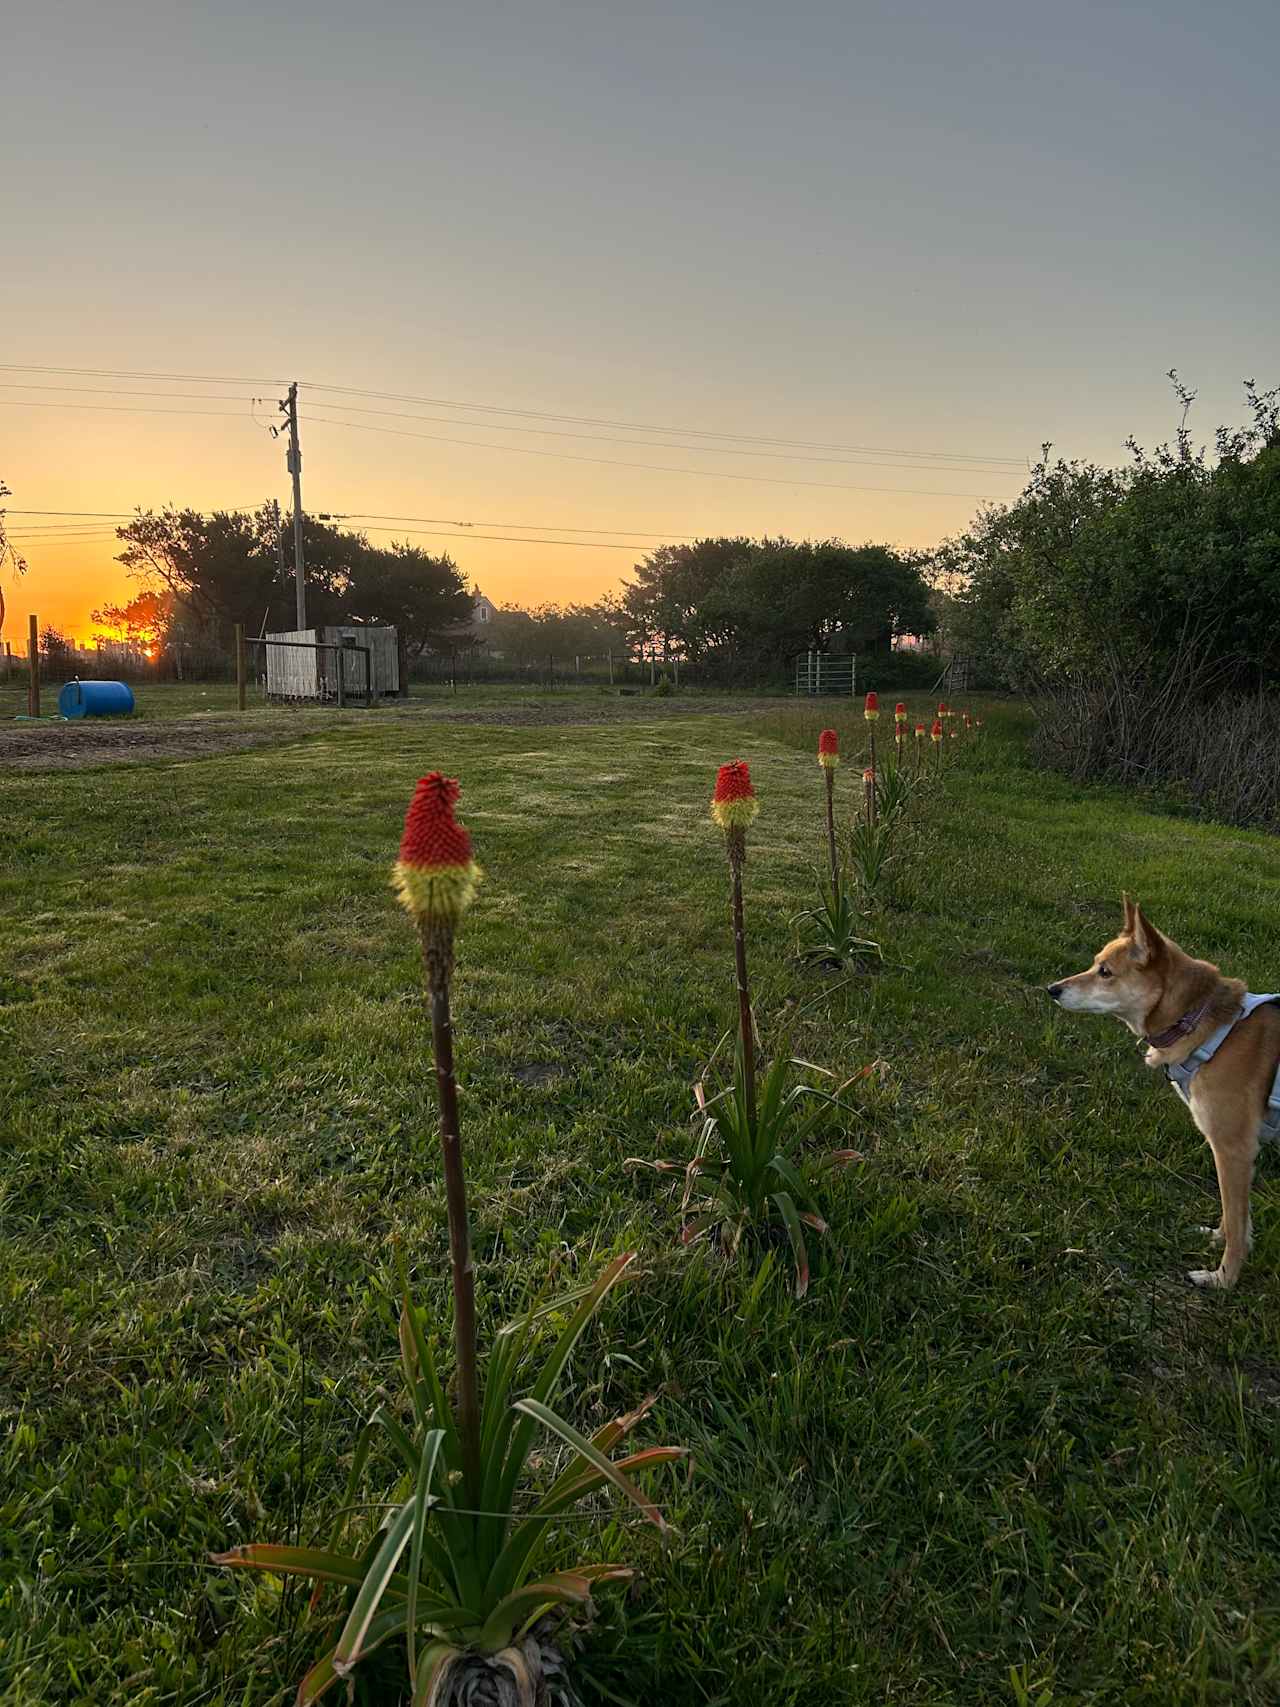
[621,537,936,670]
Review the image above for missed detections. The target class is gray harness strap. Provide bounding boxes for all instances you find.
[1164,992,1280,1142]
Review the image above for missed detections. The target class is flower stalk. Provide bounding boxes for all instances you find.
[863,693,879,825]
[712,761,759,1133]
[393,773,485,1505]
[817,729,840,893]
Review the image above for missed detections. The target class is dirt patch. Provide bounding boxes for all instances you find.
[1,694,782,772]
[403,693,781,730]
[0,717,303,773]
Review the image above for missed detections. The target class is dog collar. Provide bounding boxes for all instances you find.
[1145,998,1212,1050]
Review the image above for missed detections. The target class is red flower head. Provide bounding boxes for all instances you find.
[894,702,907,722]
[711,759,759,832]
[931,719,943,742]
[914,721,925,738]
[864,691,879,722]
[862,767,876,783]
[392,773,482,924]
[817,728,840,770]
[938,700,949,717]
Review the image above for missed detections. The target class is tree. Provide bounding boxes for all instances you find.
[39,625,73,670]
[621,538,753,657]
[91,589,173,654]
[0,476,26,582]
[115,506,282,644]
[343,540,472,688]
[939,377,1280,685]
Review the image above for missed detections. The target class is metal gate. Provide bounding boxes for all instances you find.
[794,651,857,696]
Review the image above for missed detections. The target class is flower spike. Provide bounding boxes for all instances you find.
[711,760,759,832]
[392,773,483,925]
[864,691,879,722]
[817,729,840,769]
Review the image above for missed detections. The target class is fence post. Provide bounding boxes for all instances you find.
[607,649,614,686]
[28,614,40,717]
[235,624,247,710]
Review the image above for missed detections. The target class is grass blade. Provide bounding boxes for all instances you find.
[405,1428,445,1684]
[769,1190,811,1299]
[514,1397,667,1531]
[332,1499,417,1674]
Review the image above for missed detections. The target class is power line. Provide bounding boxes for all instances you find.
[299,380,1028,466]
[0,377,1022,476]
[0,360,1028,466]
[352,524,664,550]
[307,414,1007,500]
[0,399,260,421]
[339,510,701,539]
[304,397,1024,477]
[0,362,286,385]
[5,507,261,517]
[0,381,257,404]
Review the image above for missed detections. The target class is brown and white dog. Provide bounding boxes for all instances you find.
[1049,896,1279,1289]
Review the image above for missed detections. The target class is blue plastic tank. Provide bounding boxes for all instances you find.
[58,679,136,719]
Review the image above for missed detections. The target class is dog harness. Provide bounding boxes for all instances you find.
[1162,992,1280,1142]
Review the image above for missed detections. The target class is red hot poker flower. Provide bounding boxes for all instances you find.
[894,702,907,722]
[930,719,943,742]
[864,691,879,722]
[817,728,840,769]
[711,759,759,831]
[914,722,925,737]
[392,772,482,924]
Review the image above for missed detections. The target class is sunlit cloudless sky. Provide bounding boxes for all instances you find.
[3,0,1277,638]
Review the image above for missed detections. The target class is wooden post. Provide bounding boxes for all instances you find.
[27,615,39,717]
[608,649,614,686]
[235,624,247,710]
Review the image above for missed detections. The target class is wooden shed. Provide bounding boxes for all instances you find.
[264,626,400,702]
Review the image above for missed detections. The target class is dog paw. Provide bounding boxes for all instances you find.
[1193,1225,1226,1245]
[1188,1267,1231,1290]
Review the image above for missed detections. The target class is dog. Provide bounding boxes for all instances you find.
[1048,896,1280,1290]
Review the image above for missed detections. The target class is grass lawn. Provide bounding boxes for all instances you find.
[2,694,1279,1705]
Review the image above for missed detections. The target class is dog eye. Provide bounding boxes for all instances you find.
[1097,964,1112,978]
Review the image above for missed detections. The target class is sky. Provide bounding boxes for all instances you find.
[3,0,1278,642]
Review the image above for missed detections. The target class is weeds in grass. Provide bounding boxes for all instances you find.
[793,876,883,969]
[874,752,914,823]
[847,812,897,906]
[637,1035,866,1297]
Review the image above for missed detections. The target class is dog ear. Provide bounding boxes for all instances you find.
[1130,903,1164,964]
[1121,893,1136,935]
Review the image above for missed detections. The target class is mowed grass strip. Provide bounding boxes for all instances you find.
[2,702,1279,1705]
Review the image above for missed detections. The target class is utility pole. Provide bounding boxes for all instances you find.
[279,383,307,629]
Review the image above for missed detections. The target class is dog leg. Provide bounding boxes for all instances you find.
[1188,1130,1257,1290]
